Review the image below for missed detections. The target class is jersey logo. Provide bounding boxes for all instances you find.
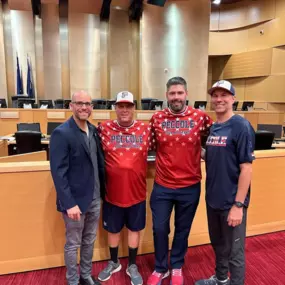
[111,134,143,149]
[206,136,228,147]
[161,119,194,135]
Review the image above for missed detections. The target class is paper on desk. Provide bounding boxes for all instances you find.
[0,136,15,141]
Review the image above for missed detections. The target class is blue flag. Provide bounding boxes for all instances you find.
[27,57,34,98]
[16,54,23,94]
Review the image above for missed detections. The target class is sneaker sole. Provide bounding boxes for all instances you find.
[98,264,122,282]
[126,269,143,285]
[147,270,170,285]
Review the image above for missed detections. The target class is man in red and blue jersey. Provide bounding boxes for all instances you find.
[195,80,255,285]
[147,77,213,285]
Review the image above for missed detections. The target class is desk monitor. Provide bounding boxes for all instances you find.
[255,130,274,150]
[233,101,239,111]
[47,122,62,135]
[242,101,254,111]
[257,124,283,139]
[17,123,41,132]
[17,98,35,109]
[39,99,53,109]
[0,98,7,108]
[194,101,207,110]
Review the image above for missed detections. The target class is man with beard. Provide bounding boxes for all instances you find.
[50,91,105,285]
[147,77,213,285]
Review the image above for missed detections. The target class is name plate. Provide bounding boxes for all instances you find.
[92,112,110,120]
[136,112,153,120]
[0,111,19,119]
[47,112,65,119]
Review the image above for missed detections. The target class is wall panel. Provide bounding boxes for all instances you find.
[223,49,272,79]
[271,47,285,75]
[68,13,101,98]
[142,0,210,101]
[0,4,8,100]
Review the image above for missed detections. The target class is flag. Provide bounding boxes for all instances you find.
[26,56,34,98]
[16,54,23,94]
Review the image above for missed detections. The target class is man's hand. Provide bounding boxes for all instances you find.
[67,205,82,221]
[227,206,243,227]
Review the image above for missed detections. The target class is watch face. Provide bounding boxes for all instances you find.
[235,202,243,208]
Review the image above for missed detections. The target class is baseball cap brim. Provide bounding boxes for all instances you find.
[208,86,235,96]
[115,100,135,105]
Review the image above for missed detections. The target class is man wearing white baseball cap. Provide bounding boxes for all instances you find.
[195,80,255,285]
[98,91,154,285]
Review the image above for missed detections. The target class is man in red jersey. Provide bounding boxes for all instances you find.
[98,91,153,285]
[147,77,213,285]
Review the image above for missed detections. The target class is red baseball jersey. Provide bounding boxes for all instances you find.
[98,120,153,207]
[151,106,213,188]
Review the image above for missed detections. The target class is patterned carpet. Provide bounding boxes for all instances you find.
[1,231,285,285]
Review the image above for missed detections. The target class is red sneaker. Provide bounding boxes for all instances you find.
[147,270,170,285]
[170,269,184,285]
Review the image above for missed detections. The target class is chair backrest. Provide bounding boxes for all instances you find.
[149,100,163,110]
[92,99,107,109]
[0,98,7,108]
[17,98,35,109]
[64,100,71,109]
[255,130,274,150]
[54,99,64,109]
[15,131,42,154]
[141,98,156,110]
[47,122,62,135]
[39,100,54,109]
[17,123,41,132]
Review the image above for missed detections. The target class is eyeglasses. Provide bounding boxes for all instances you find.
[72,101,93,108]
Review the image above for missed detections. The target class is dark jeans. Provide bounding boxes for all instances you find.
[150,182,201,273]
[207,204,247,285]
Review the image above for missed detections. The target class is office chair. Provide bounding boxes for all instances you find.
[17,123,41,132]
[54,99,64,109]
[149,100,163,110]
[92,99,107,109]
[0,98,7,108]
[106,100,116,110]
[255,130,274,150]
[15,131,42,154]
[47,122,62,135]
[141,98,157,110]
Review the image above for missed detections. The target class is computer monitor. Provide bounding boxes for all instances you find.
[242,101,254,111]
[17,123,41,132]
[233,101,239,111]
[17,98,35,109]
[47,122,62,135]
[194,101,207,110]
[255,130,274,150]
[0,98,7,108]
[64,100,71,109]
[39,100,54,109]
[257,124,283,139]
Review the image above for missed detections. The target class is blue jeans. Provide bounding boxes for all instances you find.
[150,182,201,273]
[62,198,101,285]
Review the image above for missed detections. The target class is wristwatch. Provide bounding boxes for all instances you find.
[234,201,244,208]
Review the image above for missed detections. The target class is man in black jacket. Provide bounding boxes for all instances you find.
[50,90,105,285]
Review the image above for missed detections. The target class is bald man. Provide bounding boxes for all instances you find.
[50,91,105,285]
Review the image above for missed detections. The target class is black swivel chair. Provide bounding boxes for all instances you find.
[141,98,157,110]
[106,100,116,110]
[54,99,64,109]
[0,98,7,108]
[17,123,41,132]
[149,100,163,110]
[15,131,42,154]
[92,99,107,109]
[254,130,275,150]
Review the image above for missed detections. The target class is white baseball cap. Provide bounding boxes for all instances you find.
[208,80,236,96]
[115,91,135,105]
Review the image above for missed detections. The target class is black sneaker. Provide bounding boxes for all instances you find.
[195,275,230,285]
[79,276,101,285]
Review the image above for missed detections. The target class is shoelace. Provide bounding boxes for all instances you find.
[172,269,182,276]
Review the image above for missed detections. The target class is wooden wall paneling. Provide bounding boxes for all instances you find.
[245,75,285,102]
[258,112,284,125]
[210,5,219,31]
[244,113,259,130]
[223,48,273,79]
[271,47,285,75]
[230,79,246,101]
[0,140,8,157]
[211,55,230,80]
[0,151,46,162]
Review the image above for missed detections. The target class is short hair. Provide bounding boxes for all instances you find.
[71,90,91,102]
[166,77,187,91]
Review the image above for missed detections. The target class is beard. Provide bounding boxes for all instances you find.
[169,100,186,113]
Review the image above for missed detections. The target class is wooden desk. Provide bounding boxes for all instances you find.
[0,150,285,274]
[0,109,284,136]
